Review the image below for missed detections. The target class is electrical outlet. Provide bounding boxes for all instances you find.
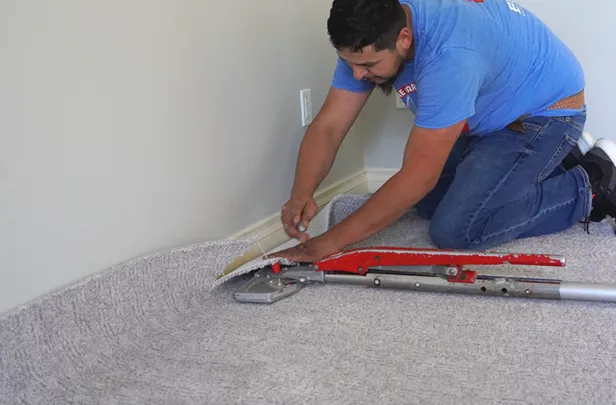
[300,89,312,126]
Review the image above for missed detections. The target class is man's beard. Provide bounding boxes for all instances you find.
[374,60,404,96]
[377,77,397,95]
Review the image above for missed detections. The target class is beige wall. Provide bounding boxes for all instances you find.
[0,1,366,313]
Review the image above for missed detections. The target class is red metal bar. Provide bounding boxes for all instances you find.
[312,247,565,275]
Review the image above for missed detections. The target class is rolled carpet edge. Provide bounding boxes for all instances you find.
[216,230,292,279]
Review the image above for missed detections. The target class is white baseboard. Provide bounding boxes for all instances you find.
[231,167,397,246]
[230,169,369,244]
[366,167,398,192]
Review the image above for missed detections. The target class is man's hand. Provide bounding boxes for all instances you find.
[270,234,342,262]
[281,195,318,243]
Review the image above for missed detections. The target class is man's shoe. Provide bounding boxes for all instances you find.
[580,138,616,223]
[563,131,596,169]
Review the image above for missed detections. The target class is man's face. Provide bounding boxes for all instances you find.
[338,45,405,95]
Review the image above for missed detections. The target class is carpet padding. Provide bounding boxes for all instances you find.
[2,194,616,405]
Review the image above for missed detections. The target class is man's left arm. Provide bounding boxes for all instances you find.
[326,121,466,248]
[326,47,488,249]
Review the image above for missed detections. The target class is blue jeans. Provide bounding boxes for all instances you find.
[415,112,592,250]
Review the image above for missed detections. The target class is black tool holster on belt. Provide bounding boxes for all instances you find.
[506,114,531,134]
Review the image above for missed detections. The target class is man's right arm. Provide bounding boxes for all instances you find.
[291,86,372,198]
[282,87,372,240]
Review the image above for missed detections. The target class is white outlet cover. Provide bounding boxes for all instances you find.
[300,89,313,126]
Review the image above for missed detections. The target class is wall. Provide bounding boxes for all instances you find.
[363,0,615,169]
[360,92,413,170]
[0,1,366,313]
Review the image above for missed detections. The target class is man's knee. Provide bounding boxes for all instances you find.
[428,210,473,250]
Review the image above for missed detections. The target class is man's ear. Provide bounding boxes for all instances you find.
[396,27,413,52]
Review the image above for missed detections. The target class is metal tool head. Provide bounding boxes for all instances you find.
[233,264,321,304]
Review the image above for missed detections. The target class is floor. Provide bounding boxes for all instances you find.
[2,194,616,405]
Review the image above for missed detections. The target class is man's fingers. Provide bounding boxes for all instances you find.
[292,203,306,226]
[270,244,307,262]
[301,203,318,228]
[282,248,314,263]
[281,203,292,225]
[283,221,302,239]
[282,200,316,241]
[282,206,305,240]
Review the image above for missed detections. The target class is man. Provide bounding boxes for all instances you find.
[274,0,616,262]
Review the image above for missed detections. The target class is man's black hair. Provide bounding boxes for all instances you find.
[327,0,407,52]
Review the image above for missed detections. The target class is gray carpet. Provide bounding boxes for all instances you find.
[2,194,616,405]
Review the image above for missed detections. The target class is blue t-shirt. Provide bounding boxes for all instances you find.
[331,0,585,136]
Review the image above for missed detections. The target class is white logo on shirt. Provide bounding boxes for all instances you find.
[506,1,525,16]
